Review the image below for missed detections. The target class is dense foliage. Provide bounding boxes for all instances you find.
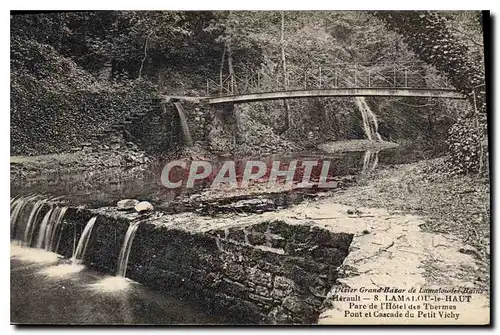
[11,11,487,173]
[11,35,156,155]
[376,11,487,173]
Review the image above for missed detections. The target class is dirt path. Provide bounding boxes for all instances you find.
[217,157,490,325]
[143,180,489,324]
[304,203,490,324]
[285,159,491,325]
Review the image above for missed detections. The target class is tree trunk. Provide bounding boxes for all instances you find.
[219,42,226,93]
[280,11,287,89]
[227,40,235,93]
[138,31,153,80]
[280,11,291,131]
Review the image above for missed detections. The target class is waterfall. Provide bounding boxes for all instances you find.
[35,207,55,248]
[10,201,22,238]
[23,200,45,247]
[71,217,97,265]
[45,206,68,252]
[11,195,141,279]
[355,97,382,141]
[11,195,68,252]
[116,222,140,277]
[11,197,31,239]
[11,195,40,239]
[173,102,194,147]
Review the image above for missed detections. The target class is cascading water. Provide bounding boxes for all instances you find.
[355,97,383,141]
[23,200,46,247]
[45,206,68,252]
[11,195,40,238]
[116,222,140,277]
[11,197,31,239]
[71,217,97,265]
[11,195,68,252]
[173,102,194,147]
[35,207,55,248]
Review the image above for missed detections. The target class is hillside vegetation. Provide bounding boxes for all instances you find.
[11,11,487,174]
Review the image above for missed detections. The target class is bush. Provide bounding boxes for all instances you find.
[446,116,482,174]
[11,37,156,156]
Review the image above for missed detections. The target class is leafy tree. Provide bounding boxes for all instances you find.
[375,11,487,173]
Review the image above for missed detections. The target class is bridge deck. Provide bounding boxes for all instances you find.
[161,88,465,105]
[205,88,465,104]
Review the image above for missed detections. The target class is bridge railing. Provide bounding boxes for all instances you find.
[206,62,451,96]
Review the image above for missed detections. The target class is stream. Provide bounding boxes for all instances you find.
[11,143,422,210]
[10,141,427,325]
[11,244,233,324]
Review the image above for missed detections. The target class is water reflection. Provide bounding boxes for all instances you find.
[362,150,380,173]
[11,144,421,209]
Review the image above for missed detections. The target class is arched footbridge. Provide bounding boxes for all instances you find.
[161,62,466,104]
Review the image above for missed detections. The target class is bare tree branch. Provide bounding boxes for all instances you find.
[448,26,483,48]
[138,31,154,80]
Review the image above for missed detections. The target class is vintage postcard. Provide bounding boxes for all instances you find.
[10,10,490,325]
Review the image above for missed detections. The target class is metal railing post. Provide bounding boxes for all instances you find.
[354,64,357,87]
[319,66,322,89]
[393,66,396,87]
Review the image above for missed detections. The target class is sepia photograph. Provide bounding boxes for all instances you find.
[9,10,490,325]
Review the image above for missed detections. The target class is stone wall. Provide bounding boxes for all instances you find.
[53,208,354,324]
[124,102,183,154]
[57,208,132,274]
[206,103,239,154]
[180,101,212,145]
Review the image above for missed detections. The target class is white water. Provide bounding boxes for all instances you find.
[11,199,28,238]
[23,200,45,247]
[35,207,55,248]
[11,196,68,252]
[71,216,98,265]
[11,196,141,282]
[116,222,140,277]
[174,102,194,147]
[11,241,228,324]
[46,206,68,252]
[90,276,134,293]
[38,263,85,278]
[11,243,60,264]
[11,195,41,238]
[355,97,383,141]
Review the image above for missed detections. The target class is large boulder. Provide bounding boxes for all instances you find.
[135,201,154,213]
[117,199,139,211]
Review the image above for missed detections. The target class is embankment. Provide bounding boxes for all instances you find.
[11,200,354,324]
